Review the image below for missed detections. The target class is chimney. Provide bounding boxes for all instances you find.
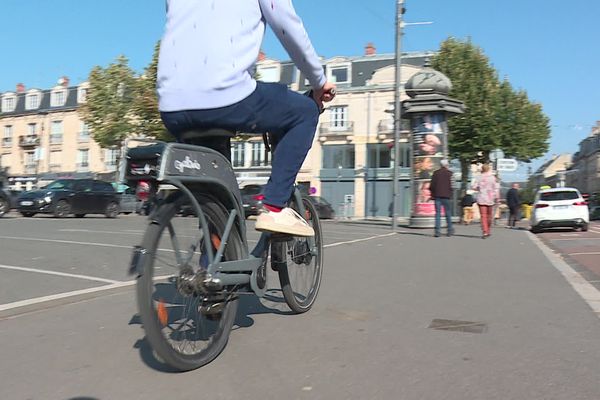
[16,83,25,93]
[365,42,376,56]
[58,76,70,87]
[257,50,266,62]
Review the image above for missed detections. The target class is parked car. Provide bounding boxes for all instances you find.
[119,187,143,215]
[530,187,589,233]
[306,196,335,219]
[0,186,10,218]
[17,178,120,218]
[590,206,600,221]
[240,184,264,218]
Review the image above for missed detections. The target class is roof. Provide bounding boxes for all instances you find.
[1,86,80,117]
[538,187,580,193]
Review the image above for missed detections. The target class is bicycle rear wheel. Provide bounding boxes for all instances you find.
[136,193,244,371]
[273,197,323,313]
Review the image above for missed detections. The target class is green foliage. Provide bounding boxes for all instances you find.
[132,41,171,141]
[79,55,137,149]
[431,37,550,190]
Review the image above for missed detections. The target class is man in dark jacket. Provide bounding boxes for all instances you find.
[430,159,454,237]
[506,183,521,228]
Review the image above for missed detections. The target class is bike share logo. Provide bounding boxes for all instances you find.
[174,155,202,173]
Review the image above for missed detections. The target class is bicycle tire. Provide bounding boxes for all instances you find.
[276,197,323,313]
[136,193,244,371]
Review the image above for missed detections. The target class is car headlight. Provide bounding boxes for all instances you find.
[44,196,53,203]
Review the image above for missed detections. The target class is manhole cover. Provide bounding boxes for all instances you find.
[428,319,487,334]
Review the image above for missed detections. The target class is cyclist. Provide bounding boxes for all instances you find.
[157,0,336,237]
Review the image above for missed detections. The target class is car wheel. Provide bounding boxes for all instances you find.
[21,212,36,217]
[54,200,71,218]
[0,197,8,217]
[531,225,542,234]
[122,212,131,215]
[105,202,119,218]
[75,214,86,218]
[581,223,589,232]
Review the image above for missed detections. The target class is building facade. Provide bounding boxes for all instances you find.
[568,121,600,197]
[1,45,431,218]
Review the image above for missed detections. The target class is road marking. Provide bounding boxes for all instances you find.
[0,236,133,249]
[528,233,600,318]
[59,229,142,236]
[324,232,397,248]
[0,264,119,284]
[568,252,600,256]
[549,238,600,241]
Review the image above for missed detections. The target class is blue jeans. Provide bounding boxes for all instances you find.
[434,197,453,234]
[160,82,320,208]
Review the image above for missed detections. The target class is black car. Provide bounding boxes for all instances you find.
[17,179,120,218]
[0,187,10,218]
[306,196,335,219]
[240,184,265,218]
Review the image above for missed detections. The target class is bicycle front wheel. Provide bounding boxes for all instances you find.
[274,197,323,313]
[136,194,244,371]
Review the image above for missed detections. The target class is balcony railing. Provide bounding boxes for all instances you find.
[377,119,411,135]
[319,121,354,135]
[2,138,13,148]
[76,162,89,172]
[19,135,40,147]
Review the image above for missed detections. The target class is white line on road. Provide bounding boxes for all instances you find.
[0,264,119,284]
[549,238,600,241]
[0,233,397,315]
[568,252,600,256]
[528,234,600,318]
[0,236,133,249]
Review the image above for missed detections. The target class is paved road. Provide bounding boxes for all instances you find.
[1,214,600,400]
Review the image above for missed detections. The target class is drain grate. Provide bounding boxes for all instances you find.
[428,319,488,334]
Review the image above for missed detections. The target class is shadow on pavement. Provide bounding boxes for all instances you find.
[129,288,295,372]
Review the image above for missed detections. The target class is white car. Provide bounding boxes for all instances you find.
[531,187,589,233]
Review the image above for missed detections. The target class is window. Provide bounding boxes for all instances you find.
[51,90,66,107]
[0,153,10,168]
[27,123,37,136]
[322,144,355,169]
[105,148,118,169]
[25,151,36,173]
[329,106,348,129]
[251,142,270,167]
[74,180,93,192]
[257,66,280,82]
[50,121,63,144]
[26,93,40,110]
[77,87,88,103]
[367,144,392,168]
[396,142,411,167]
[2,96,16,112]
[77,149,89,171]
[2,125,13,147]
[93,181,114,192]
[330,67,349,84]
[231,142,245,168]
[79,122,90,141]
[540,191,579,201]
[49,151,62,167]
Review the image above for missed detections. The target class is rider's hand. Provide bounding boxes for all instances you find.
[313,81,337,111]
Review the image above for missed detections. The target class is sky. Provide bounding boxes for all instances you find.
[1,0,599,179]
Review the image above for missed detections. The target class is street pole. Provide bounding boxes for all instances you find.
[392,0,405,231]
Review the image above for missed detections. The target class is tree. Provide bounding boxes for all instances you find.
[80,55,137,149]
[431,38,550,192]
[132,41,171,141]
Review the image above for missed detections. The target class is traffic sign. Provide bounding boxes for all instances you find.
[496,158,518,172]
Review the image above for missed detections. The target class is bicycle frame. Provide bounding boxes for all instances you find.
[124,139,315,297]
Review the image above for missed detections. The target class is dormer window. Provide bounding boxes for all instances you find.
[328,64,350,85]
[2,95,16,112]
[77,86,88,103]
[25,92,40,110]
[51,89,67,107]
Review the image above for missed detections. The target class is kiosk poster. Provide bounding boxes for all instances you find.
[412,114,445,217]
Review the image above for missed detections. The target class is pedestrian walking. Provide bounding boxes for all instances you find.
[430,159,454,237]
[461,190,476,225]
[473,164,500,239]
[506,183,521,228]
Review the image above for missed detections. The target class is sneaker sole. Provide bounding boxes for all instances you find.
[255,222,314,237]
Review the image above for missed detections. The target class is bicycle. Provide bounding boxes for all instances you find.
[123,127,323,371]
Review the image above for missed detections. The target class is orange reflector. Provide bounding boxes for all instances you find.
[211,233,221,249]
[157,298,168,326]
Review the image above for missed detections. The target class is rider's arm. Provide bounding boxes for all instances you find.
[259,0,326,90]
